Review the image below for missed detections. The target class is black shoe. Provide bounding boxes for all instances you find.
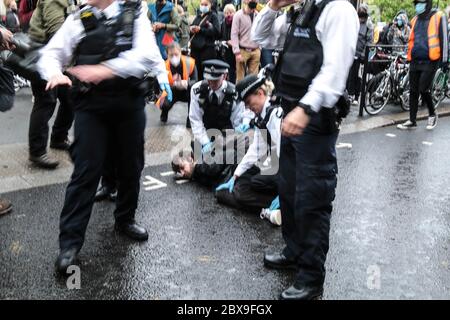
[50,139,71,151]
[280,284,324,300]
[264,252,297,270]
[115,222,149,241]
[55,248,79,276]
[94,185,117,202]
[29,153,59,169]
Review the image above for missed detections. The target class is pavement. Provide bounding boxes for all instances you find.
[1,89,450,300]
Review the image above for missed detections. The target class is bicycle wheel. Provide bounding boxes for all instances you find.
[432,69,446,110]
[364,73,392,115]
[399,72,410,111]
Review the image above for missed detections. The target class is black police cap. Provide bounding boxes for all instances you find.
[203,59,230,80]
[236,74,266,101]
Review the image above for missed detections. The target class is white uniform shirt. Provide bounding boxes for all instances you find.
[251,0,359,112]
[234,97,282,177]
[37,0,169,84]
[189,80,254,146]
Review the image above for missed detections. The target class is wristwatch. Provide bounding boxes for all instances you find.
[298,102,316,116]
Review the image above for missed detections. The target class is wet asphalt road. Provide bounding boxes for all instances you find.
[1,117,450,300]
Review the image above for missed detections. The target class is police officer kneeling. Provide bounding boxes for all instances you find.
[252,0,358,299]
[38,0,171,274]
[189,59,253,156]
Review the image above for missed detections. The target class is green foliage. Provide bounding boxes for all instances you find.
[368,0,450,23]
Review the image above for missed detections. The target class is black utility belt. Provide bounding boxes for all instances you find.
[281,103,336,118]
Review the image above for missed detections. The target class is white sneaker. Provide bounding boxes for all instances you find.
[397,120,417,130]
[260,209,282,226]
[426,115,438,130]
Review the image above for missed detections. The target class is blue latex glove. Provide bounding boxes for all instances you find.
[202,141,213,154]
[235,123,250,133]
[269,196,280,211]
[215,176,236,193]
[159,82,173,102]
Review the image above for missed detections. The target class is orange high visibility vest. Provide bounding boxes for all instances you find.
[165,55,196,86]
[407,11,444,62]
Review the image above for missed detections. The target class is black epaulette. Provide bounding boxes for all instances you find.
[79,7,99,31]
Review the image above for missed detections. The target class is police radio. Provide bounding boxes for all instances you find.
[295,0,316,27]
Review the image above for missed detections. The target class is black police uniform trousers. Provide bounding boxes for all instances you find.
[216,166,279,213]
[279,106,338,287]
[59,92,146,251]
[29,80,74,156]
[409,62,438,123]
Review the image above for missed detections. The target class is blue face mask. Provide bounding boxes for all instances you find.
[200,5,209,14]
[397,19,404,27]
[415,3,427,15]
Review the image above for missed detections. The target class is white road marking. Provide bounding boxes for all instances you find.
[386,133,397,138]
[143,176,167,191]
[160,171,175,177]
[336,143,353,149]
[175,179,190,185]
[422,141,433,146]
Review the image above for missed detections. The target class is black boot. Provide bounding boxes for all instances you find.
[29,153,59,169]
[264,252,297,270]
[280,284,324,300]
[55,248,79,276]
[115,222,149,241]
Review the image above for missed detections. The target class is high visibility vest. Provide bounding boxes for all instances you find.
[407,11,444,62]
[165,55,196,86]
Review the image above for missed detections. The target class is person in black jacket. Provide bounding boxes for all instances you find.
[190,0,220,80]
[220,3,236,83]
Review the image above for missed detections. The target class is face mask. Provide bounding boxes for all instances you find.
[225,15,233,25]
[200,5,209,14]
[170,55,181,67]
[397,19,403,27]
[415,3,427,15]
[248,1,257,9]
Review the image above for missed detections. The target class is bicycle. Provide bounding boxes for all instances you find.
[364,52,410,115]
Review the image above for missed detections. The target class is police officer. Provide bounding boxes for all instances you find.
[216,71,281,215]
[189,59,253,156]
[37,0,172,274]
[252,0,358,299]
[397,0,448,131]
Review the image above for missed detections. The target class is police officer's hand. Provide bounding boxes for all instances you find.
[269,0,300,10]
[269,196,280,211]
[67,64,115,85]
[235,123,250,133]
[215,176,236,193]
[281,106,310,137]
[201,141,213,154]
[160,82,173,102]
[45,74,72,91]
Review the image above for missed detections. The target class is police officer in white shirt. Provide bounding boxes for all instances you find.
[252,0,358,299]
[38,0,172,275]
[189,59,253,156]
[216,72,282,213]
